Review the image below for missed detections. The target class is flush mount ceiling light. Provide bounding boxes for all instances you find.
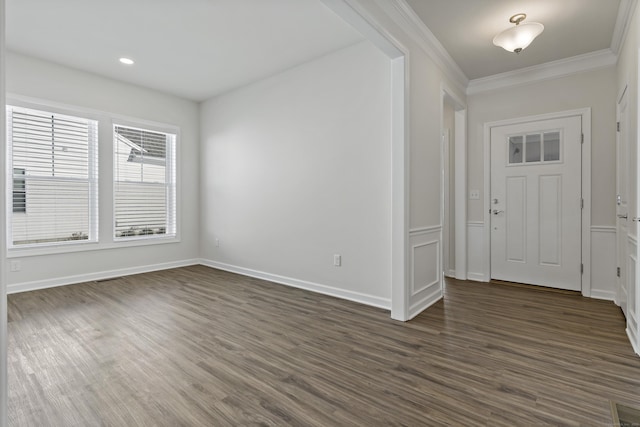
[119,57,135,65]
[493,13,544,54]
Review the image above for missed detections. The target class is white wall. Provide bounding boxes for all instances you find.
[467,67,617,225]
[200,41,393,307]
[333,0,468,318]
[5,52,200,291]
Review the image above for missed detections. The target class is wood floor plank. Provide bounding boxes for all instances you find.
[7,265,640,425]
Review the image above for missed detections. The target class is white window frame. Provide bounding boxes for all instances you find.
[6,101,99,252]
[112,120,178,243]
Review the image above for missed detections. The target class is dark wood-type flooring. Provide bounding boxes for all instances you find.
[7,265,640,426]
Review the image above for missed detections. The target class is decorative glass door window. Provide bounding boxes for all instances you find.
[509,131,561,165]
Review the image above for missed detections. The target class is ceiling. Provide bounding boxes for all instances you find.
[5,0,624,100]
[6,0,364,102]
[405,0,622,80]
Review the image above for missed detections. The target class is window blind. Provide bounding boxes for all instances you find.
[7,106,98,246]
[114,125,176,239]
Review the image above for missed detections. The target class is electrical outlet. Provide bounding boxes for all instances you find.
[10,260,21,272]
[333,254,342,267]
[469,189,480,200]
[215,238,220,247]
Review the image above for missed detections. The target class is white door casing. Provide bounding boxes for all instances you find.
[617,87,629,317]
[442,128,452,276]
[490,116,582,291]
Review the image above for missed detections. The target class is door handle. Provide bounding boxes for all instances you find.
[618,214,628,219]
[492,210,504,215]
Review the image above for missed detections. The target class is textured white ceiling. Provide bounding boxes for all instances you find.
[405,0,621,80]
[6,0,364,101]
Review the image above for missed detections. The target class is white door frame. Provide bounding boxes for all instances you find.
[616,84,629,310]
[441,84,467,280]
[442,128,452,276]
[482,108,592,296]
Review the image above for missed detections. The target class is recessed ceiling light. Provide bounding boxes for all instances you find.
[119,57,135,65]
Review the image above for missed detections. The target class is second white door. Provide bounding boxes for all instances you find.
[617,88,629,318]
[490,115,582,291]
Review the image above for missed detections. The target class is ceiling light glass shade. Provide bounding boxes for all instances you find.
[493,22,544,53]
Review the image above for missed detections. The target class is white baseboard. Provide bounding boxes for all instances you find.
[407,285,442,320]
[466,272,487,282]
[199,259,391,310]
[590,290,616,301]
[445,269,456,278]
[8,257,391,311]
[627,327,640,357]
[7,259,200,294]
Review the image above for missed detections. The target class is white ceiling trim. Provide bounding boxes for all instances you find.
[467,49,617,95]
[373,0,468,93]
[611,0,638,54]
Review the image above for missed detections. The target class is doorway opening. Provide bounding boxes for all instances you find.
[441,86,467,281]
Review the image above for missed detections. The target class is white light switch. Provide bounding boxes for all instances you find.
[334,254,342,267]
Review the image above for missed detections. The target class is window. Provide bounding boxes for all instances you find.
[114,124,176,240]
[508,131,562,165]
[6,105,98,247]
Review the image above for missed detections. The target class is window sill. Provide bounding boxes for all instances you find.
[7,236,181,259]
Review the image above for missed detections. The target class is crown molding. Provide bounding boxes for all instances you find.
[373,0,468,94]
[611,0,638,54]
[322,0,409,60]
[466,49,617,96]
[332,0,627,97]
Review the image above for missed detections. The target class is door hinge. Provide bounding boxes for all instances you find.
[581,198,584,209]
[617,266,621,277]
[581,264,584,274]
[581,133,584,144]
[617,121,620,132]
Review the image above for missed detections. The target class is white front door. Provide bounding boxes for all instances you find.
[490,116,582,291]
[617,89,630,317]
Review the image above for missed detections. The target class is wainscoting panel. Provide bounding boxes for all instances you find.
[590,226,616,301]
[467,222,487,282]
[408,226,443,319]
